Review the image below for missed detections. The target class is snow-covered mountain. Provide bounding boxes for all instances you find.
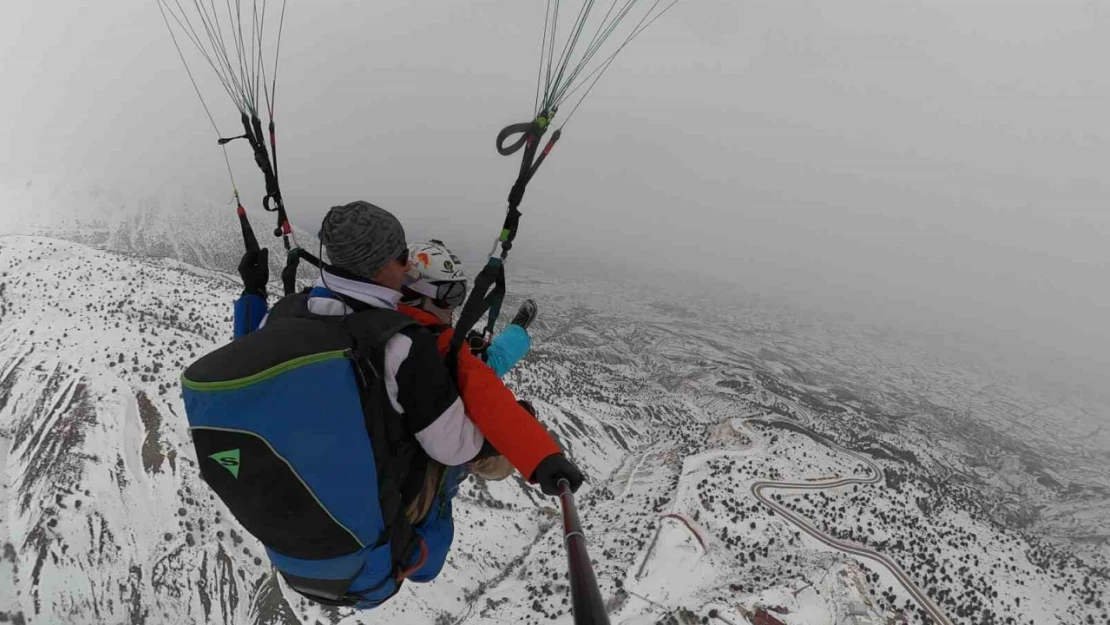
[0,176,318,284]
[1,186,1108,625]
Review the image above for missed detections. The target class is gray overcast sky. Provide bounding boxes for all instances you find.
[3,0,1110,385]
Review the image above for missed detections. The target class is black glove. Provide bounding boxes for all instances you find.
[532,453,585,496]
[238,248,269,297]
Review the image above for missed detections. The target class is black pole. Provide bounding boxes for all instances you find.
[558,479,610,625]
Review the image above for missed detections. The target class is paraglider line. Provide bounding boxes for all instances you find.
[568,0,623,94]
[157,0,242,196]
[550,0,637,107]
[535,0,553,115]
[544,0,561,107]
[163,0,239,107]
[269,0,288,116]
[547,0,597,109]
[559,0,680,125]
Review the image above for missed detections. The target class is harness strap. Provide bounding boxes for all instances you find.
[222,113,322,295]
[449,118,561,360]
[280,247,322,296]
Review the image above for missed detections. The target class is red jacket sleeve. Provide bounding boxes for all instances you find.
[443,334,561,481]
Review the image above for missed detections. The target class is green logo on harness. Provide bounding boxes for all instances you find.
[209,449,241,478]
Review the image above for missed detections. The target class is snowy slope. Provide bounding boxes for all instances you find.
[0,230,1107,625]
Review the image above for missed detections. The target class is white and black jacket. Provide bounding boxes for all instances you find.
[256,270,485,468]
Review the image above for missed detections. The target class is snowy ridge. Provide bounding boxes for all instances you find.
[0,236,252,624]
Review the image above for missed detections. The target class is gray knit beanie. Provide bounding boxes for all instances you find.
[318,201,407,279]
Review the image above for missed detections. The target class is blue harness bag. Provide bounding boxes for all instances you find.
[181,295,429,607]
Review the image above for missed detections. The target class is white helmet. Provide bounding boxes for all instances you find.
[403,240,468,308]
[406,240,466,282]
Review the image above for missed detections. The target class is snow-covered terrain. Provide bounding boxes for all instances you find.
[0,189,1108,625]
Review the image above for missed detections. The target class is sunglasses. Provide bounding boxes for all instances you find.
[405,278,467,308]
[396,248,409,266]
[432,280,467,308]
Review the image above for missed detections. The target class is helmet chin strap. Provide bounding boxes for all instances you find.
[420,298,454,325]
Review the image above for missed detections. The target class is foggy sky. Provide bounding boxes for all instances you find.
[3,0,1110,387]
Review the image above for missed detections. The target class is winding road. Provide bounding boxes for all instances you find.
[734,391,955,624]
[612,386,957,624]
[647,386,954,624]
[747,422,955,625]
[636,407,954,624]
